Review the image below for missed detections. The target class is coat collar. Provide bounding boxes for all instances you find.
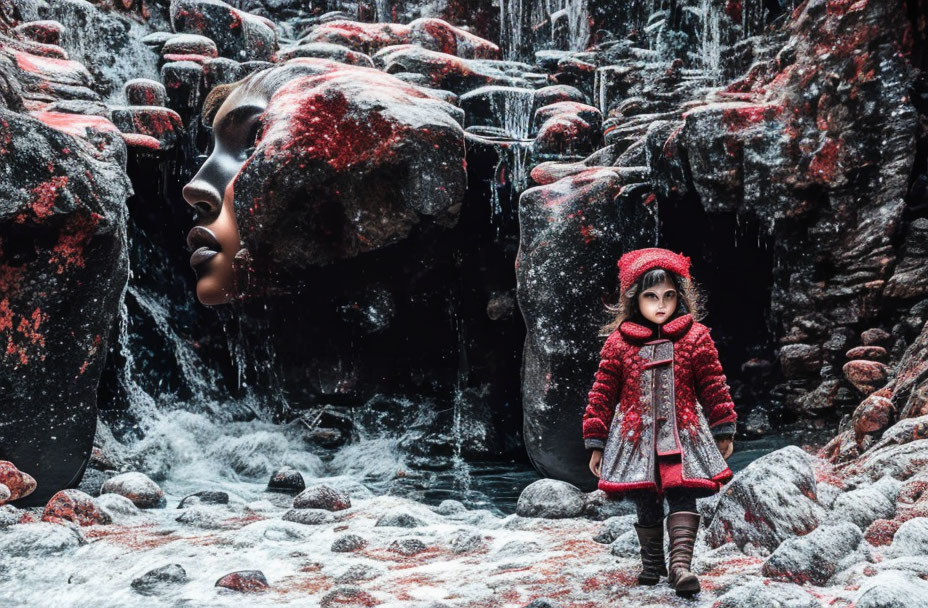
[619,313,694,342]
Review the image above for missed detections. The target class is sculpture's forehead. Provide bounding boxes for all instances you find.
[213,86,271,132]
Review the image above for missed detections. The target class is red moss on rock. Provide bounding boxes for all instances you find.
[215,570,269,593]
[42,489,111,526]
[0,461,37,502]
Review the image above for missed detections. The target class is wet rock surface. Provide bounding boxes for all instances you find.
[0,0,927,605]
[102,472,166,508]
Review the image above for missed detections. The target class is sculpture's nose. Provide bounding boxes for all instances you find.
[182,180,222,218]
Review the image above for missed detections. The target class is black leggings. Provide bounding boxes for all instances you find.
[628,487,702,527]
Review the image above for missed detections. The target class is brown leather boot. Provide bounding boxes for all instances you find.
[666,511,701,596]
[633,522,668,585]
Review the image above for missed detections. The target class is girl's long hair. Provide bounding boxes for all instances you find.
[598,267,707,336]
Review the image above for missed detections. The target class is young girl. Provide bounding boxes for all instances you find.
[582,247,736,597]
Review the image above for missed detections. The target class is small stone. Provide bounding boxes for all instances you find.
[177,491,230,508]
[523,600,563,608]
[762,522,865,585]
[95,494,142,523]
[334,564,382,584]
[162,34,219,58]
[123,78,168,107]
[582,490,635,520]
[433,499,467,515]
[825,484,896,530]
[714,579,821,608]
[215,570,269,593]
[887,517,928,558]
[0,522,86,556]
[267,467,306,494]
[292,485,350,511]
[374,512,426,528]
[0,461,37,503]
[516,479,585,518]
[778,344,822,378]
[593,514,636,544]
[852,394,896,436]
[131,563,188,596]
[102,472,165,508]
[0,504,23,527]
[331,533,368,552]
[843,360,889,394]
[609,529,640,558]
[388,537,428,555]
[176,504,234,529]
[282,508,333,526]
[846,345,889,362]
[861,328,892,347]
[855,570,928,608]
[42,489,111,526]
[321,586,378,608]
[450,530,484,554]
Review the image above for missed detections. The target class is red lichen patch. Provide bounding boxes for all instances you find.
[31,111,120,140]
[162,53,211,64]
[219,512,267,528]
[262,70,432,172]
[355,543,450,565]
[705,555,764,577]
[29,175,68,218]
[13,50,88,80]
[722,104,783,131]
[812,458,847,489]
[382,572,444,601]
[42,489,110,526]
[85,523,181,551]
[275,571,334,595]
[48,211,100,274]
[122,133,162,151]
[864,518,901,546]
[0,461,37,501]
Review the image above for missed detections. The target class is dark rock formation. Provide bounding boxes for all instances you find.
[0,16,132,502]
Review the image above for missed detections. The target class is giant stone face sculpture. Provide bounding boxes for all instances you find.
[182,58,467,304]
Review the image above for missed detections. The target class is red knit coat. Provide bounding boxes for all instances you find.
[582,313,737,495]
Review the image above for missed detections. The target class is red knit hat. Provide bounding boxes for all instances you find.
[617,247,691,294]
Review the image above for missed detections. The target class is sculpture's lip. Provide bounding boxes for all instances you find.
[186,225,221,252]
[190,246,219,269]
[187,226,221,271]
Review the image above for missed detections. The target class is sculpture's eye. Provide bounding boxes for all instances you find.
[243,120,261,158]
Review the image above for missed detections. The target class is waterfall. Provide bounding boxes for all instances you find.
[697,0,723,85]
[501,0,590,60]
[116,296,158,420]
[566,0,589,52]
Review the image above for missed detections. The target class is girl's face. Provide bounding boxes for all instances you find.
[637,276,678,325]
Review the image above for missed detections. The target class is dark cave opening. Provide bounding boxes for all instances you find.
[656,192,782,437]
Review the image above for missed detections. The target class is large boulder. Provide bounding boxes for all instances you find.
[704,446,826,551]
[516,167,652,485]
[0,105,130,505]
[230,60,467,277]
[761,522,868,585]
[170,0,278,62]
